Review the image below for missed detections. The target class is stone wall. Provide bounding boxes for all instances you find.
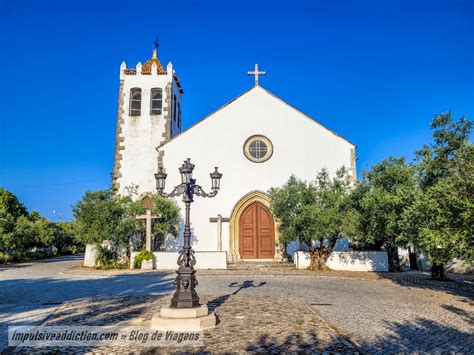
[294,250,389,272]
[130,251,227,270]
[83,244,97,267]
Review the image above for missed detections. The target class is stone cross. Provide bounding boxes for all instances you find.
[136,209,160,251]
[247,64,266,86]
[209,214,230,251]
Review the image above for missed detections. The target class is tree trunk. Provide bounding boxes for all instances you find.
[385,243,401,272]
[282,241,289,261]
[124,247,131,267]
[308,250,330,271]
[431,262,448,281]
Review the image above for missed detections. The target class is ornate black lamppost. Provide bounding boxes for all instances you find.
[155,159,222,308]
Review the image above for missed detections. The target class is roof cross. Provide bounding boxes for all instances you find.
[248,64,266,86]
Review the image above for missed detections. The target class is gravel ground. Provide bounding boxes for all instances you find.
[1,255,473,353]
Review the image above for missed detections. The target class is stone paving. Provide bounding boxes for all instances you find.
[1,255,473,353]
[6,293,359,353]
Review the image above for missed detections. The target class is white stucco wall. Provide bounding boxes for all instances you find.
[130,251,227,269]
[148,86,356,254]
[294,251,389,272]
[84,244,97,267]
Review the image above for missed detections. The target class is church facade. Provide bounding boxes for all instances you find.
[112,49,357,262]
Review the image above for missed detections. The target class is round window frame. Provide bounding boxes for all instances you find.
[243,135,273,163]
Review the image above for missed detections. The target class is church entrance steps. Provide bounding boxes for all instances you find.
[227,261,296,271]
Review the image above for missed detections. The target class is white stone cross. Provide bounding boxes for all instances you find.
[248,64,266,86]
[136,209,160,251]
[209,214,230,251]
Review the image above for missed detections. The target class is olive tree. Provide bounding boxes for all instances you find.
[72,189,180,266]
[350,157,417,271]
[401,113,473,280]
[269,168,356,271]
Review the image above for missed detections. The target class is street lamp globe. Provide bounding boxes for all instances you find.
[210,167,222,190]
[154,167,167,191]
[179,158,195,184]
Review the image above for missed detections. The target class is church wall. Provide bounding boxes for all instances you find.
[158,86,356,254]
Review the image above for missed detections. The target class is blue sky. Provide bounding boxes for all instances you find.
[1,0,473,221]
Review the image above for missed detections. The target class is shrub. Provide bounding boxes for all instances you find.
[95,262,127,270]
[94,244,120,268]
[133,249,155,269]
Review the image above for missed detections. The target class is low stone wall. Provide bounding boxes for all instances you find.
[83,244,97,267]
[130,251,228,270]
[294,250,389,272]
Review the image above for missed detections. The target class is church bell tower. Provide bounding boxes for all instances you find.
[112,46,183,194]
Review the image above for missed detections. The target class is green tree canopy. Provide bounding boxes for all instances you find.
[0,188,28,219]
[401,113,473,279]
[72,189,181,265]
[269,168,356,271]
[350,157,417,271]
[0,188,28,239]
[0,188,79,263]
[150,195,180,249]
[416,112,472,189]
[72,190,136,249]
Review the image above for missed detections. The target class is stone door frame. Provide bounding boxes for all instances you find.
[228,190,281,262]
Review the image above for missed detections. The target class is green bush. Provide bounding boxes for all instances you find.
[133,250,155,269]
[94,244,120,268]
[95,262,127,270]
[0,252,11,264]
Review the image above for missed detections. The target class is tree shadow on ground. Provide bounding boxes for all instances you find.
[0,254,84,271]
[375,271,474,300]
[0,273,175,347]
[441,304,474,325]
[246,314,474,353]
[31,254,85,264]
[356,316,474,353]
[207,280,266,313]
[41,294,166,327]
[0,264,31,272]
[246,331,359,353]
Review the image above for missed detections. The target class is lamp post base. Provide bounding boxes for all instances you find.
[151,305,216,331]
[170,266,200,308]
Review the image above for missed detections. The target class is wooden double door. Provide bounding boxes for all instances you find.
[239,202,275,259]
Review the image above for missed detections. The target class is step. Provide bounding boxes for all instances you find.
[227,261,296,270]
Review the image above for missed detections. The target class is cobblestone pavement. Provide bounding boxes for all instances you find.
[6,294,358,353]
[1,255,473,353]
[199,275,473,353]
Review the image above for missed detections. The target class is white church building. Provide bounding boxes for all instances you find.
[106,47,388,271]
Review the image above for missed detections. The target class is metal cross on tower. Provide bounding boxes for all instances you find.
[248,64,266,86]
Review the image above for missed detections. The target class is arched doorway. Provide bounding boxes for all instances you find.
[239,202,275,259]
[228,191,280,261]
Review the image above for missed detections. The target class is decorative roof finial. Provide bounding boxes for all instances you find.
[153,36,159,58]
[248,64,266,86]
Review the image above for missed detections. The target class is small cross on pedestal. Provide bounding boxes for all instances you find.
[136,210,160,251]
[209,214,230,251]
[248,64,266,86]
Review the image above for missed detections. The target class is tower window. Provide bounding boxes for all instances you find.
[178,102,181,129]
[173,95,177,122]
[150,88,163,115]
[129,88,141,116]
